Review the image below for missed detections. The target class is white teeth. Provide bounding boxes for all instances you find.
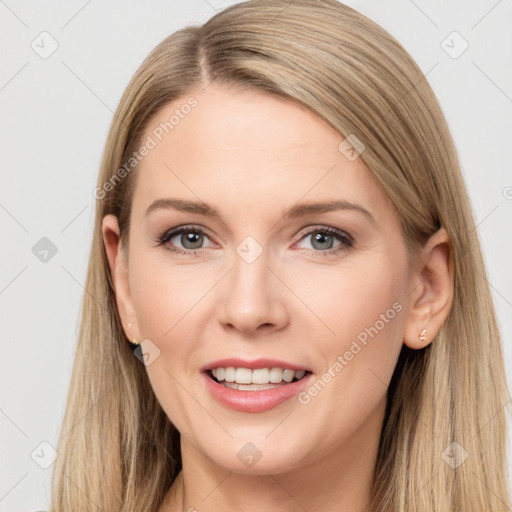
[222,381,280,391]
[252,368,270,384]
[269,367,284,383]
[282,369,295,383]
[210,367,308,385]
[225,367,235,382]
[235,368,252,384]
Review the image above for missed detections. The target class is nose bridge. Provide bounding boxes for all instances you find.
[233,238,269,292]
[219,236,287,332]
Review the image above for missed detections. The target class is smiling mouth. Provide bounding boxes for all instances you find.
[207,367,311,391]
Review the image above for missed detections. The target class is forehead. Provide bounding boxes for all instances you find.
[132,85,393,224]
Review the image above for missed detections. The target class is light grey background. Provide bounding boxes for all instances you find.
[1,1,511,510]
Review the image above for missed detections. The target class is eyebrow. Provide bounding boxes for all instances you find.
[145,198,375,224]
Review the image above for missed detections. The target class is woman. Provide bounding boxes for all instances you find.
[49,1,511,510]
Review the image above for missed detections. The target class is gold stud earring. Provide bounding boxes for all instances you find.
[418,329,427,344]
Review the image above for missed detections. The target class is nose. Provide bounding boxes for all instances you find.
[218,246,289,334]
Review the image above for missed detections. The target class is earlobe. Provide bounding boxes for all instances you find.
[403,227,454,350]
[101,214,140,343]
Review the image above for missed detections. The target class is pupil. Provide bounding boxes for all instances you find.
[183,231,203,249]
[313,231,333,250]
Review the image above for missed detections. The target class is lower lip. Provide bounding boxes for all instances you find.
[202,371,313,413]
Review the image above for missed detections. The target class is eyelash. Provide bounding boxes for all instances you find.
[154,224,355,257]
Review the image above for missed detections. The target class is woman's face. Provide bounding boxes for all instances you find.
[107,85,416,474]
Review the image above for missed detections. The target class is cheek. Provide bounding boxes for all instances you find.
[129,265,215,387]
[291,258,405,451]
[294,257,405,415]
[286,253,406,358]
[127,251,222,426]
[129,252,211,341]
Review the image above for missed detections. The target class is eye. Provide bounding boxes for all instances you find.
[155,225,215,255]
[294,226,354,255]
[154,224,355,257]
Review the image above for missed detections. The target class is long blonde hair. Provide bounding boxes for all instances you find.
[49,1,511,510]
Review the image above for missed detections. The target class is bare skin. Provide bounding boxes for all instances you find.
[102,84,454,512]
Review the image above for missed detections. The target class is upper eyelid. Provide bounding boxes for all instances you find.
[296,225,352,241]
[160,225,217,247]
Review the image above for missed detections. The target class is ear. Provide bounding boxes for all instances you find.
[102,214,140,343]
[403,227,454,349]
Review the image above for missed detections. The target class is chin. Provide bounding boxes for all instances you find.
[197,435,311,475]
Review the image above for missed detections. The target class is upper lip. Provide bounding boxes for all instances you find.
[201,358,311,372]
